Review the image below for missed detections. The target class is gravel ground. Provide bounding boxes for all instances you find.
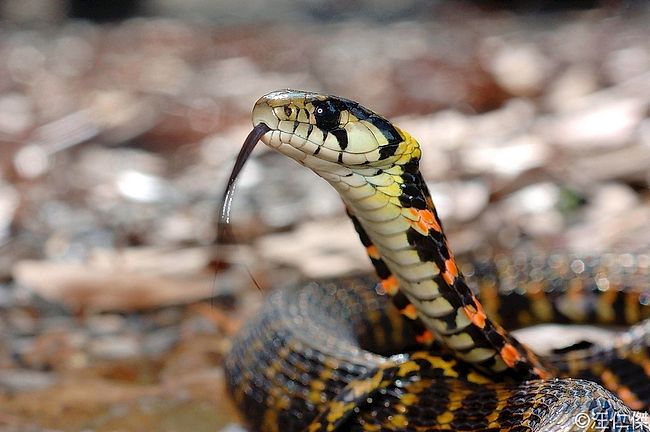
[0,4,649,431]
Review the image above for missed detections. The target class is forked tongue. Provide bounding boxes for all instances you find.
[218,123,271,243]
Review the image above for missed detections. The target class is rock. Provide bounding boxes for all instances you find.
[13,144,50,178]
[567,184,647,253]
[138,54,193,96]
[0,284,15,308]
[0,92,34,136]
[641,119,650,148]
[461,134,549,177]
[603,46,650,84]
[0,369,56,392]
[12,328,86,371]
[12,247,217,312]
[89,334,141,360]
[539,98,646,150]
[482,39,550,96]
[506,182,561,214]
[256,217,371,278]
[143,327,180,356]
[427,180,489,222]
[86,314,126,336]
[228,151,343,230]
[513,324,617,356]
[470,98,537,139]
[543,64,599,112]
[179,314,219,336]
[200,124,253,168]
[155,210,212,245]
[77,146,167,188]
[501,182,564,237]
[85,90,159,143]
[393,112,458,180]
[115,170,171,204]
[584,183,639,221]
[5,309,38,336]
[201,57,310,113]
[396,110,470,151]
[569,145,650,183]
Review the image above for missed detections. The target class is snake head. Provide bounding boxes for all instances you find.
[252,89,421,171]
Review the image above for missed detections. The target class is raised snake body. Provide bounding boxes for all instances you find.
[222,90,650,431]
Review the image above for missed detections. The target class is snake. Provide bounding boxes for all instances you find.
[220,90,650,431]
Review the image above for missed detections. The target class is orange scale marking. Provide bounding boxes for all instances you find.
[366,245,380,260]
[419,209,441,232]
[500,343,523,368]
[442,258,459,285]
[416,330,435,345]
[463,296,487,329]
[381,275,399,296]
[401,303,418,320]
[406,208,442,235]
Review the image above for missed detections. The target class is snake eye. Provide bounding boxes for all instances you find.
[313,100,341,132]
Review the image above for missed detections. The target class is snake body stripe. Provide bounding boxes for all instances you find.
[221,90,650,431]
[224,273,650,431]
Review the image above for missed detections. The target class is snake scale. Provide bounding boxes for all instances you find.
[221,90,650,431]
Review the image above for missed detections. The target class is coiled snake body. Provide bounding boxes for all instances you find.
[221,90,650,431]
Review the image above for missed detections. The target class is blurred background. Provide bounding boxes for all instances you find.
[0,1,649,431]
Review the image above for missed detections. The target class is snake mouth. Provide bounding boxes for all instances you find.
[218,122,271,240]
[251,96,346,168]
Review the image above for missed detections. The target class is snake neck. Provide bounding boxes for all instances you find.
[312,131,551,380]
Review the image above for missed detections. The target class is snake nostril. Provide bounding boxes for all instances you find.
[284,106,292,117]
